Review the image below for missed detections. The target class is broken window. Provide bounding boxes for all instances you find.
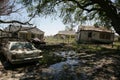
[19,33,27,39]
[88,32,92,38]
[100,32,111,39]
[31,34,35,38]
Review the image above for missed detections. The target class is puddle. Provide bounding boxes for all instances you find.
[50,51,80,71]
[47,51,87,80]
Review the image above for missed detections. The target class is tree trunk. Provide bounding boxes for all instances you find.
[91,0,120,35]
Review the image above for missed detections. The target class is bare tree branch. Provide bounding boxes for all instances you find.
[0,6,27,16]
[26,11,37,23]
[0,19,33,25]
[0,0,16,15]
[0,0,37,25]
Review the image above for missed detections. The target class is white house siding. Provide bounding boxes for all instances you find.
[79,31,97,42]
[80,31,89,41]
[76,26,114,44]
[77,31,114,43]
[92,32,100,40]
[90,31,114,42]
[98,32,113,41]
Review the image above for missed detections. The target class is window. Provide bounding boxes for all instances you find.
[88,32,92,38]
[10,42,34,50]
[19,33,27,39]
[100,32,111,39]
[31,34,35,38]
[12,32,18,37]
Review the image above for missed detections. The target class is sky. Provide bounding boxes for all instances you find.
[30,17,67,36]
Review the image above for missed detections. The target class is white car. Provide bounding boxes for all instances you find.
[2,41,43,64]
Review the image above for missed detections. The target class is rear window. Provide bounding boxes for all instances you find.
[10,42,35,50]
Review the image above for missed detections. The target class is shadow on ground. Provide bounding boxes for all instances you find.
[77,47,120,80]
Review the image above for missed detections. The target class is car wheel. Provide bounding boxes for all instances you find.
[4,59,13,69]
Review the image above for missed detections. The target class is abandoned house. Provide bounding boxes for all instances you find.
[76,26,114,44]
[2,24,44,41]
[56,30,75,38]
[55,30,76,43]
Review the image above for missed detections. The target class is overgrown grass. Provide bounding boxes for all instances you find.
[45,36,75,44]
[70,42,102,53]
[113,41,120,49]
[45,36,118,51]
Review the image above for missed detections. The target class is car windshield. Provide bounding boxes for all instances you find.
[10,42,35,50]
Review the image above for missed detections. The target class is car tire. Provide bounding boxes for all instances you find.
[4,58,13,69]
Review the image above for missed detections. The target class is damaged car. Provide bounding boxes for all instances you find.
[2,41,43,64]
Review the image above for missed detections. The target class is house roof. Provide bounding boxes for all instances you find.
[57,30,76,35]
[4,24,44,34]
[78,26,114,33]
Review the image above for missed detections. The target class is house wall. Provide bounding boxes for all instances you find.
[55,34,75,39]
[39,34,44,40]
[93,32,113,41]
[18,32,44,41]
[18,32,28,40]
[80,31,88,40]
[92,31,100,40]
[79,31,95,41]
[0,32,11,37]
[77,30,114,43]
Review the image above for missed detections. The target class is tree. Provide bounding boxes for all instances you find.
[0,0,35,25]
[21,0,120,35]
[65,24,75,31]
[0,0,37,34]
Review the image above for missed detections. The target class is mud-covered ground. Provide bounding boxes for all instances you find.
[0,44,120,80]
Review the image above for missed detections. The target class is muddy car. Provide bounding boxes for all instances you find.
[2,41,43,64]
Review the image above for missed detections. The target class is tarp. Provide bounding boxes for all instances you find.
[33,37,40,42]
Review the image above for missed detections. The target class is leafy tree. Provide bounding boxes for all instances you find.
[65,24,75,31]
[20,0,120,35]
